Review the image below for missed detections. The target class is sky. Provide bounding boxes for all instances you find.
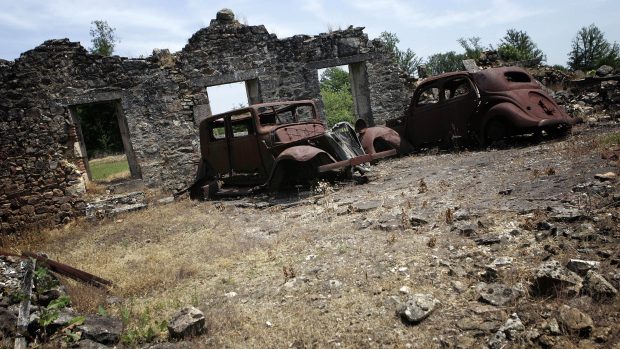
[1,0,619,111]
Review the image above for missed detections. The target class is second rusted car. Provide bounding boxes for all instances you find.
[385,66,579,148]
[189,100,396,198]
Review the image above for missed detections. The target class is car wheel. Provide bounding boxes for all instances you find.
[484,118,508,147]
[546,126,570,139]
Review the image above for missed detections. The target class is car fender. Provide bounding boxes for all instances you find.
[267,146,336,188]
[479,102,539,135]
[358,126,407,154]
[274,145,335,163]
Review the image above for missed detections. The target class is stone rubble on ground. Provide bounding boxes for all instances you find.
[167,306,206,340]
[532,260,583,297]
[396,293,440,324]
[583,270,618,299]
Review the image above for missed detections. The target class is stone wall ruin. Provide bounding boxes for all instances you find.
[0,9,410,233]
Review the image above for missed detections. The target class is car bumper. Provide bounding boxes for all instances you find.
[538,117,580,128]
[317,149,397,173]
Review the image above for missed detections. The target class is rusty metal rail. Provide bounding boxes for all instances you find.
[318,149,397,173]
[0,249,112,288]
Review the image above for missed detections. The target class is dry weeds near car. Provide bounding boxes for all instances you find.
[9,123,620,348]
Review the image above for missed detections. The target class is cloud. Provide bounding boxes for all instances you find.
[343,0,546,29]
[301,0,328,21]
[0,12,39,30]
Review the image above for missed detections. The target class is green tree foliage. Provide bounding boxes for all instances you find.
[568,24,620,71]
[426,52,465,75]
[89,20,118,56]
[319,67,355,126]
[497,29,545,63]
[457,37,485,59]
[378,32,423,76]
[320,66,350,93]
[76,102,124,158]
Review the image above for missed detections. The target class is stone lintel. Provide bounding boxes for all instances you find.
[306,53,375,70]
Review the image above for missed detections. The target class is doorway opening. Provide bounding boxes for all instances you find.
[70,100,141,183]
[318,62,371,126]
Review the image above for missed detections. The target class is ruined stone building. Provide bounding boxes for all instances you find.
[0,9,410,233]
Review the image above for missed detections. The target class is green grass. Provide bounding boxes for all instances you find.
[89,156,130,182]
[598,132,620,147]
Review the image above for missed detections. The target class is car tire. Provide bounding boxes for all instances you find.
[484,118,508,147]
[546,126,570,139]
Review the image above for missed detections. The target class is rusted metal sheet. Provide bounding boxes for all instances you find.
[395,66,579,148]
[188,100,403,199]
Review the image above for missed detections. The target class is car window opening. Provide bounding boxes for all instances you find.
[258,104,316,126]
[504,71,531,83]
[444,78,472,100]
[417,87,440,106]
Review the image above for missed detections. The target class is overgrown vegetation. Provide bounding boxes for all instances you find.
[381,23,617,77]
[458,36,485,60]
[378,32,423,76]
[319,67,355,126]
[89,20,118,56]
[567,23,620,71]
[426,51,466,75]
[76,102,124,159]
[33,267,85,344]
[497,29,546,63]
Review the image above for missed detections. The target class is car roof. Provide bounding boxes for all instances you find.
[471,66,539,92]
[200,100,317,128]
[418,66,540,92]
[206,100,316,120]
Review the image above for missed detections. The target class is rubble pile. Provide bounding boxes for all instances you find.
[0,256,124,348]
[550,66,620,123]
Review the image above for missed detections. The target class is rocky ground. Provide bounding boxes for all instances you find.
[3,123,620,348]
[2,121,619,348]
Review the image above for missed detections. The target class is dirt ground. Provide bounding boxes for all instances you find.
[13,123,620,348]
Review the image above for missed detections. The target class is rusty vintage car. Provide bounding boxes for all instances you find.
[383,66,579,148]
[187,100,397,198]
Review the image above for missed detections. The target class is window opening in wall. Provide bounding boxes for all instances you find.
[207,81,254,115]
[71,100,141,183]
[318,65,355,127]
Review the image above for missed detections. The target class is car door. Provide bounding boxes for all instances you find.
[440,76,478,141]
[227,113,267,184]
[405,82,443,146]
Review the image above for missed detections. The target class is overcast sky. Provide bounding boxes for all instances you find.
[2,0,619,111]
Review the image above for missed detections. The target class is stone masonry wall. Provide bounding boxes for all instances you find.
[0,9,410,234]
[0,40,198,233]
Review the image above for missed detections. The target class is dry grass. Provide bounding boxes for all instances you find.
[11,191,456,347]
[7,125,619,347]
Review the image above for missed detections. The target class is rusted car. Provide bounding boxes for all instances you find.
[385,66,579,147]
[187,100,396,199]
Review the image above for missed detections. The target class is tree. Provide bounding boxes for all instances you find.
[568,24,620,71]
[458,37,485,59]
[497,29,545,63]
[426,52,465,75]
[89,20,118,56]
[320,66,350,92]
[378,32,423,76]
[319,67,355,126]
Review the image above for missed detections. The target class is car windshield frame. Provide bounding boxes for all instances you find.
[256,102,320,128]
